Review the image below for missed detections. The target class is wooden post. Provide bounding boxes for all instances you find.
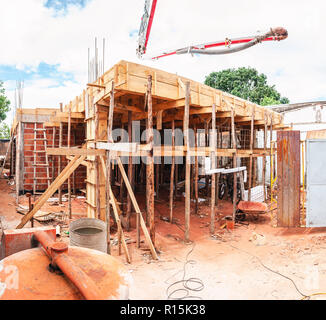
[58,103,63,204]
[184,81,191,242]
[15,121,23,205]
[106,82,115,254]
[270,115,273,202]
[194,125,199,215]
[169,120,175,223]
[248,107,255,201]
[146,75,155,245]
[68,105,72,219]
[205,122,209,196]
[52,127,56,183]
[210,104,216,235]
[230,106,237,222]
[263,112,268,201]
[253,129,257,189]
[126,111,133,231]
[95,103,101,220]
[155,163,159,199]
[73,130,76,195]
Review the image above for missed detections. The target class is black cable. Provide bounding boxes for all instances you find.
[165,242,204,300]
[227,243,309,299]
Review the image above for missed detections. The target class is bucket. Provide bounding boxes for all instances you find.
[69,218,107,253]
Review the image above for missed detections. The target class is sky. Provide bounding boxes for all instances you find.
[1,0,326,126]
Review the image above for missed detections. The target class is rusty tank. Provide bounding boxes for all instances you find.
[0,231,132,300]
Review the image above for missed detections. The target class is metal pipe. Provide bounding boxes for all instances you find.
[34,231,102,300]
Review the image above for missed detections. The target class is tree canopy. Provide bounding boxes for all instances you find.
[0,81,10,121]
[204,67,289,106]
[0,81,11,139]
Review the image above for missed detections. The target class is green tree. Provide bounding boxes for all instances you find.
[204,67,289,106]
[0,81,11,139]
[0,81,10,121]
[0,123,10,139]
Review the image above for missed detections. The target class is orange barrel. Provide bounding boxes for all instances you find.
[0,246,132,300]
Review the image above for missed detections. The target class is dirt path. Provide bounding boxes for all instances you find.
[1,179,326,300]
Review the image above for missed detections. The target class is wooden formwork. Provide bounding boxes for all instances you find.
[15,61,286,259]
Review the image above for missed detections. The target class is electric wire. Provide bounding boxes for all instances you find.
[165,242,204,300]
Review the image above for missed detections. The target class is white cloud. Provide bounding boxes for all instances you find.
[1,0,326,125]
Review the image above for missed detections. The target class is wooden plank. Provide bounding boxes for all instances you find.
[146,75,155,245]
[210,104,216,235]
[184,81,191,242]
[248,107,255,201]
[106,82,115,254]
[194,125,199,215]
[47,148,106,156]
[169,120,175,223]
[126,111,133,231]
[116,157,158,260]
[58,103,63,204]
[230,104,237,222]
[17,155,86,229]
[68,104,72,219]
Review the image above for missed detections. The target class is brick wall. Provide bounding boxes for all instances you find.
[23,122,86,192]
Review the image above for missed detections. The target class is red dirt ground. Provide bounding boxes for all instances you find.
[1,177,326,300]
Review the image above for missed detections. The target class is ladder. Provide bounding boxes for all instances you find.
[33,123,50,198]
[0,135,14,178]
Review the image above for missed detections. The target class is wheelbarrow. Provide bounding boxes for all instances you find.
[236,201,268,221]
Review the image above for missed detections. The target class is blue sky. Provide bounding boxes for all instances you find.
[45,0,90,13]
[0,63,74,85]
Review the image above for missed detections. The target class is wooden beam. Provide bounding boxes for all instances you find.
[169,120,175,223]
[17,155,86,229]
[184,81,191,242]
[210,104,216,235]
[146,75,155,245]
[47,148,106,156]
[116,157,158,260]
[248,107,255,201]
[106,82,115,254]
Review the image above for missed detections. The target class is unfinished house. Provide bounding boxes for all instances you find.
[13,61,287,261]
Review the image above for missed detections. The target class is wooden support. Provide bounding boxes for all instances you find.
[169,120,175,223]
[17,155,86,229]
[16,120,23,205]
[97,156,131,263]
[270,115,273,202]
[126,111,133,231]
[58,103,63,204]
[68,105,72,219]
[194,125,199,215]
[146,75,155,245]
[106,82,115,254]
[95,104,101,220]
[230,105,237,222]
[116,157,158,260]
[248,107,255,201]
[205,121,209,197]
[253,129,257,189]
[263,113,268,201]
[184,81,191,242]
[210,104,216,235]
[51,127,56,183]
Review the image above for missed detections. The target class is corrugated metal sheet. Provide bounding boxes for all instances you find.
[277,131,301,227]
